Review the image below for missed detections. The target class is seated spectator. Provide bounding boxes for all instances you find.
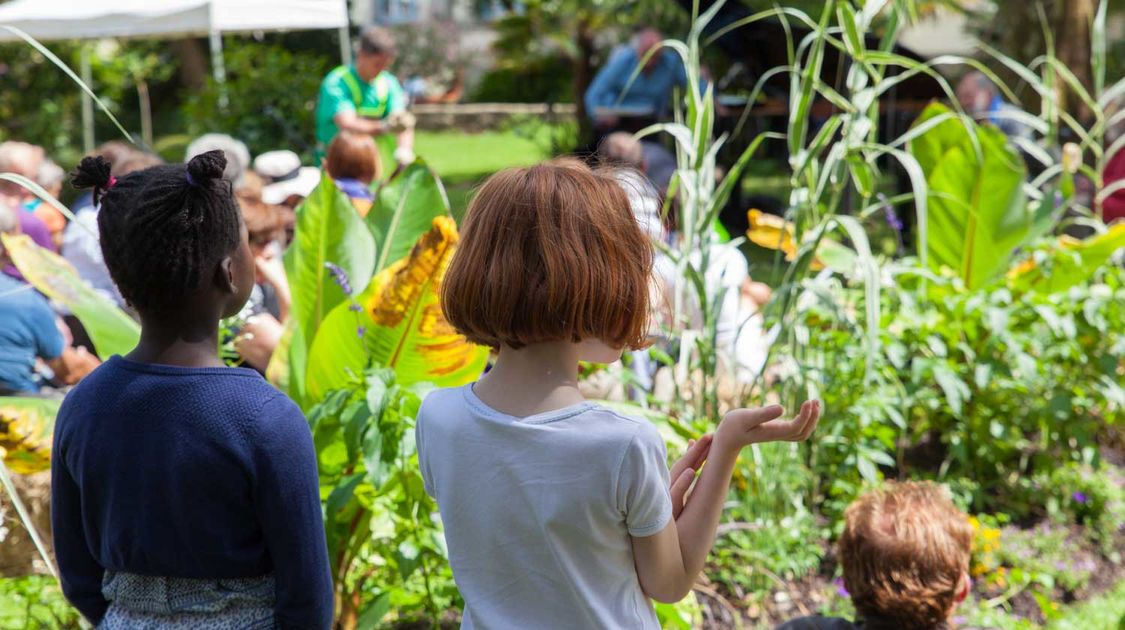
[324,131,383,217]
[62,151,163,307]
[0,141,55,263]
[253,150,321,208]
[232,199,290,372]
[600,131,772,381]
[777,481,973,630]
[32,158,68,240]
[184,133,251,187]
[0,205,98,394]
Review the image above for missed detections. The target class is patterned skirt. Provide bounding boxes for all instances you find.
[98,571,276,629]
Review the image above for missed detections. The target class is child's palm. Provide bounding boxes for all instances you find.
[717,401,820,447]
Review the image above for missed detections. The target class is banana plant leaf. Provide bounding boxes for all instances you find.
[0,396,60,475]
[908,103,1031,290]
[367,160,451,274]
[284,175,377,404]
[1008,222,1125,294]
[745,209,856,273]
[1,233,139,359]
[305,217,488,401]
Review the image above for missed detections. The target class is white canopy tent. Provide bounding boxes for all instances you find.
[0,0,351,150]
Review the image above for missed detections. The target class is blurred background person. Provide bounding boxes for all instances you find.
[0,204,98,394]
[585,27,686,140]
[324,130,383,217]
[254,150,321,208]
[184,133,252,188]
[956,71,1031,141]
[315,26,415,167]
[0,141,55,260]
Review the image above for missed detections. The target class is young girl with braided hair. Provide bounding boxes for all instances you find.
[52,151,333,629]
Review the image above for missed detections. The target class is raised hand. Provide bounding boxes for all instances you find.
[669,434,712,519]
[715,401,821,450]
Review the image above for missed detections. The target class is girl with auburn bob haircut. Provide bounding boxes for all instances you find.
[416,158,822,629]
[441,157,651,350]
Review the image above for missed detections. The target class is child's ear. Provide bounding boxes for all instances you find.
[217,256,236,294]
[954,571,971,605]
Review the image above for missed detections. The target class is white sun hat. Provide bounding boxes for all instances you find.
[254,150,321,205]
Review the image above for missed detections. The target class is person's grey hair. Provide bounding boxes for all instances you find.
[37,158,66,189]
[358,26,396,57]
[185,133,251,186]
[0,141,45,176]
[0,201,18,235]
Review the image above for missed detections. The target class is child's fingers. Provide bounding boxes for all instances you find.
[669,468,696,519]
[727,405,785,430]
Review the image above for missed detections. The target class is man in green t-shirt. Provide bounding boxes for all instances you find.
[315,26,414,165]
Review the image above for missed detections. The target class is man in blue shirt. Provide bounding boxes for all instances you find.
[0,204,64,394]
[956,71,1032,141]
[584,27,687,132]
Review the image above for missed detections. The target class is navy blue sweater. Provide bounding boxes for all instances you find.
[51,356,333,628]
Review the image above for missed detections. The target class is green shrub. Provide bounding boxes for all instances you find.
[181,39,331,161]
[785,259,1125,518]
[469,56,573,103]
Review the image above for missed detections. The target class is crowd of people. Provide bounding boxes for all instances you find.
[0,22,1046,630]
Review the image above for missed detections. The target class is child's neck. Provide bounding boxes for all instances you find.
[127,311,225,369]
[473,342,586,418]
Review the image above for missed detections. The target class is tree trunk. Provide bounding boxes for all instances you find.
[1056,0,1095,121]
[170,38,209,91]
[573,15,596,146]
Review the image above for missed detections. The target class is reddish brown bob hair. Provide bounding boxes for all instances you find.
[441,158,652,350]
[325,131,383,184]
[839,481,972,630]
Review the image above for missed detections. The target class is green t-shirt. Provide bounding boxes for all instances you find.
[315,65,406,148]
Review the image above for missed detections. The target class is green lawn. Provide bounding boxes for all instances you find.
[415,129,553,183]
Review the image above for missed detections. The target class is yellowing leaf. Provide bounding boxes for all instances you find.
[746,209,840,272]
[0,397,59,474]
[305,217,488,400]
[746,209,798,259]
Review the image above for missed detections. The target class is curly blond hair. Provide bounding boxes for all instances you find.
[839,481,972,630]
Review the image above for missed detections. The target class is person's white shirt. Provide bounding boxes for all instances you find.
[61,204,124,306]
[416,384,670,629]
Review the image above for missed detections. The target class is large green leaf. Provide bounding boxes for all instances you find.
[1009,222,1125,294]
[1,233,139,358]
[305,217,488,401]
[284,175,377,404]
[367,160,451,273]
[909,103,1031,290]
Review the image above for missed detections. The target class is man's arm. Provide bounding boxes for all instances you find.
[333,110,385,136]
[585,50,632,125]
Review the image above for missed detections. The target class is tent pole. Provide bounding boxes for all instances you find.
[209,29,228,110]
[338,0,351,65]
[80,47,94,153]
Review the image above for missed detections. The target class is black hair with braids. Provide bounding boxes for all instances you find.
[71,150,242,314]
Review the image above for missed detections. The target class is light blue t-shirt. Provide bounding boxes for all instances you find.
[0,274,63,393]
[416,384,671,629]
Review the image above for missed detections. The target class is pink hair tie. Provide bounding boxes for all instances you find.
[106,175,117,188]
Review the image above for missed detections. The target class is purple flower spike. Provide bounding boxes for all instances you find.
[325,262,353,296]
[883,204,904,233]
[356,326,367,338]
[834,576,849,598]
[1072,491,1089,504]
[348,303,363,312]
